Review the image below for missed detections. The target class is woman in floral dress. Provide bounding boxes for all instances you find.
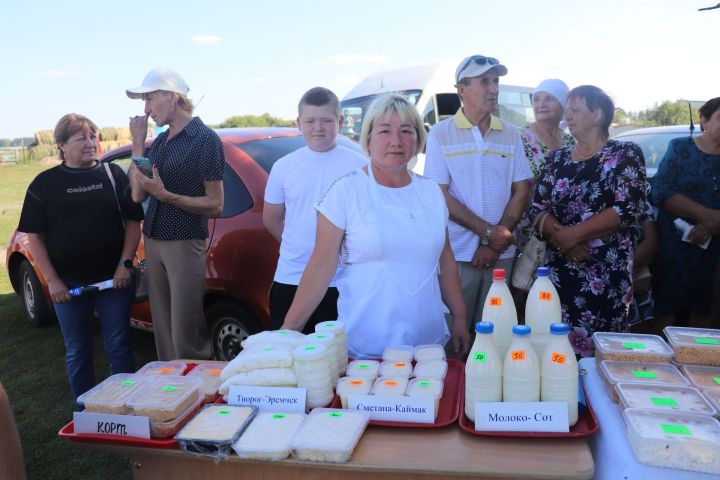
[529,86,647,357]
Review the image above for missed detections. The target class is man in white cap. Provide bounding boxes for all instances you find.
[424,55,532,347]
[126,68,225,361]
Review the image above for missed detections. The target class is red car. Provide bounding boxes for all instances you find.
[5,127,363,360]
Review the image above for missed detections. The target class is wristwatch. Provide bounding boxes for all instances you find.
[481,224,493,247]
[120,259,133,269]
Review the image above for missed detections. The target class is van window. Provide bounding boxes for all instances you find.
[341,90,422,141]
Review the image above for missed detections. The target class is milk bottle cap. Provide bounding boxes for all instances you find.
[292,343,328,361]
[475,321,494,334]
[550,323,569,335]
[492,268,506,281]
[536,267,550,276]
[512,325,531,337]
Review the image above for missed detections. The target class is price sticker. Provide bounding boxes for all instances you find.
[473,352,488,363]
[349,379,365,386]
[489,296,502,307]
[217,409,231,415]
[651,397,678,407]
[121,380,136,387]
[551,352,566,365]
[272,414,286,420]
[328,412,343,418]
[661,423,691,435]
[210,369,221,375]
[417,381,433,387]
[393,362,408,367]
[714,377,720,385]
[694,337,719,345]
[162,385,178,392]
[539,291,553,301]
[622,342,646,350]
[356,363,369,369]
[511,350,526,361]
[159,368,173,374]
[383,380,398,387]
[632,370,657,379]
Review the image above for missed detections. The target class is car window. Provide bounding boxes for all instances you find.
[221,163,253,218]
[106,152,132,173]
[616,132,694,170]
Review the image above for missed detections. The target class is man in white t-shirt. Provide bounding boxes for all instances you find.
[424,55,532,336]
[263,87,367,332]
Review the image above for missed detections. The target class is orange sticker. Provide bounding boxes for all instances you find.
[511,350,526,361]
[489,296,502,307]
[159,368,173,374]
[393,362,407,367]
[349,380,364,385]
[539,291,553,301]
[551,352,566,365]
[383,380,398,386]
[210,369,221,375]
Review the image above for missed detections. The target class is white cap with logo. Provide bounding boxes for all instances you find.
[126,68,189,99]
[455,55,508,85]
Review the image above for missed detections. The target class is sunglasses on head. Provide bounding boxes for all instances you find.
[457,55,500,81]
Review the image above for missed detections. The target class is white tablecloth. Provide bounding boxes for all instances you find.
[579,358,716,479]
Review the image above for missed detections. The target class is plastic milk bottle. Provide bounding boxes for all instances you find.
[503,325,540,402]
[465,322,503,421]
[481,269,518,359]
[525,267,562,358]
[541,323,579,426]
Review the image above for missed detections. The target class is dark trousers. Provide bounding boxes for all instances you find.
[269,282,339,334]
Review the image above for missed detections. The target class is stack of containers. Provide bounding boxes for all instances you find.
[292,344,335,409]
[315,321,348,376]
[185,362,227,402]
[306,332,340,386]
[664,327,720,367]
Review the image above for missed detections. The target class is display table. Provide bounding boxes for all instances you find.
[580,358,717,479]
[71,424,593,479]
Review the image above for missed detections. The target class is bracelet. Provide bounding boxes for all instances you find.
[131,156,149,162]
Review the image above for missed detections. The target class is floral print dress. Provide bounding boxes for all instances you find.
[529,140,647,356]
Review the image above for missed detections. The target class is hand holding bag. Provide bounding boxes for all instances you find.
[511,212,548,291]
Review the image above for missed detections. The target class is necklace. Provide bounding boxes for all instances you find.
[572,144,600,161]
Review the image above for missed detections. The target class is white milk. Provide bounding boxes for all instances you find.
[315,321,348,375]
[525,267,562,358]
[481,269,518,359]
[465,322,503,421]
[292,344,334,409]
[305,332,340,387]
[503,325,540,402]
[540,323,579,426]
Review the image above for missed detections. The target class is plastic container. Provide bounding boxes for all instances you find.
[149,396,204,439]
[346,360,380,380]
[336,377,372,409]
[136,361,187,376]
[186,363,226,402]
[220,345,294,382]
[617,383,717,416]
[292,344,334,409]
[503,325,540,402]
[77,374,152,415]
[240,329,306,351]
[465,322,503,421]
[481,269,518,359]
[232,412,306,461]
[379,360,413,378]
[127,375,203,422]
[413,344,446,362]
[406,378,444,418]
[306,332,340,386]
[290,408,370,463]
[315,321,348,375]
[382,345,414,363]
[371,377,408,396]
[704,389,720,418]
[525,267,561,358]
[412,360,448,380]
[680,365,720,391]
[176,404,257,457]
[592,332,673,365]
[598,360,688,402]
[622,408,720,474]
[664,327,720,366]
[540,323,579,426]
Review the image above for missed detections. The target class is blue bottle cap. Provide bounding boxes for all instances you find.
[475,321,494,334]
[550,323,569,335]
[512,325,531,336]
[536,267,550,276]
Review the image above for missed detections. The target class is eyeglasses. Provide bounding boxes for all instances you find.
[456,55,500,81]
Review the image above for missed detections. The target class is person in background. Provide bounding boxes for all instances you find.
[127,68,225,360]
[17,114,142,403]
[529,86,647,357]
[423,54,532,347]
[629,196,658,333]
[651,96,720,329]
[281,93,469,358]
[263,87,366,333]
[0,383,26,480]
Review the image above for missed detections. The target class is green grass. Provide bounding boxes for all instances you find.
[0,163,158,480]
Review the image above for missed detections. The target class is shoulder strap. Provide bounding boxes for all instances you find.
[102,162,126,230]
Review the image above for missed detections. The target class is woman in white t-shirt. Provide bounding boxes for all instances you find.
[281,94,470,359]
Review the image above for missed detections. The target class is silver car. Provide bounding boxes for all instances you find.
[612,125,698,178]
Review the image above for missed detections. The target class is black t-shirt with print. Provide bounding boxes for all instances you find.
[18,161,144,284]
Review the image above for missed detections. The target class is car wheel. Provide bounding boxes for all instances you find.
[19,260,56,327]
[207,301,261,361]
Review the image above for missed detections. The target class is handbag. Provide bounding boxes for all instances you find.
[103,162,148,303]
[511,212,548,292]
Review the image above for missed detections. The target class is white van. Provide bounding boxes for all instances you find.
[340,62,534,172]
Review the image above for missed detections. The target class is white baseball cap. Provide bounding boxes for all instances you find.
[455,55,508,84]
[126,68,189,99]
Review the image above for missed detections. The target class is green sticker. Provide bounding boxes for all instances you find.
[328,412,343,418]
[632,370,657,379]
[651,397,678,407]
[272,414,286,420]
[714,377,720,385]
[694,337,719,345]
[417,381,432,387]
[622,342,646,350]
[473,352,488,362]
[121,380,136,387]
[661,423,691,435]
[162,385,177,392]
[356,363,369,369]
[263,347,274,351]
[277,330,289,335]
[217,409,231,415]
[304,345,317,351]
[325,323,336,327]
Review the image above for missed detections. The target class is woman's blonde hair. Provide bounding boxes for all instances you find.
[54,113,98,161]
[359,93,426,156]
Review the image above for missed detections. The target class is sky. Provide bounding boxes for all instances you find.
[1,0,718,139]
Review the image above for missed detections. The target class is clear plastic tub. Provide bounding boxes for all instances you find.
[127,375,202,422]
[371,377,408,396]
[680,364,720,391]
[176,404,257,457]
[136,361,187,376]
[412,360,448,380]
[382,345,414,363]
[703,389,720,418]
[622,408,720,474]
[598,360,688,402]
[186,362,227,402]
[406,378,444,418]
[593,332,673,365]
[664,327,720,366]
[149,396,204,439]
[336,377,372,409]
[616,382,717,416]
[346,360,380,380]
[379,360,413,378]
[290,408,370,463]
[77,374,152,415]
[413,344,446,362]
[232,412,306,461]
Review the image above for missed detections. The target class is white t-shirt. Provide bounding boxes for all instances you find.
[264,145,367,285]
